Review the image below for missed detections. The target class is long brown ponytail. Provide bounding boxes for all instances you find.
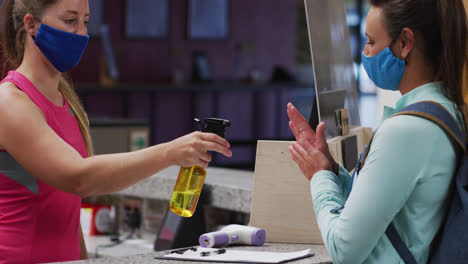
[370,0,468,137]
[436,0,468,133]
[1,0,93,156]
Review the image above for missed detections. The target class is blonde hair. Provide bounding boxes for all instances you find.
[2,0,93,156]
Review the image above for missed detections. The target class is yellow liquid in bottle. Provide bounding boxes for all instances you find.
[169,166,206,217]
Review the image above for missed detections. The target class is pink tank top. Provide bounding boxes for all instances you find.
[0,71,88,263]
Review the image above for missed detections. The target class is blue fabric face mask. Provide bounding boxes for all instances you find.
[362,47,406,91]
[33,24,89,72]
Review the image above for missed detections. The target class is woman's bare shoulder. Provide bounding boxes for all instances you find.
[0,81,39,110]
[0,82,44,130]
[0,81,25,100]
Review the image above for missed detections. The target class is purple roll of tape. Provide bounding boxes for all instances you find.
[199,232,229,248]
[251,228,266,246]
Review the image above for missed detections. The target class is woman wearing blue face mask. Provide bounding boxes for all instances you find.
[287,0,468,263]
[0,0,232,263]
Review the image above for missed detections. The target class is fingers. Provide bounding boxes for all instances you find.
[288,143,308,179]
[287,103,308,125]
[290,118,316,141]
[290,149,305,173]
[289,143,305,164]
[296,140,312,154]
[315,122,326,142]
[289,121,311,138]
[198,149,212,163]
[195,158,209,168]
[287,103,315,139]
[186,149,211,168]
[292,141,312,158]
[199,132,230,148]
[203,141,232,157]
[289,141,330,181]
[289,121,300,139]
[198,132,232,157]
[185,152,210,168]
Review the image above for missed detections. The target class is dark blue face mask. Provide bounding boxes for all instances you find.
[33,23,89,72]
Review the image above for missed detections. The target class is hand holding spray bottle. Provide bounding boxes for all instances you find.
[169,118,231,218]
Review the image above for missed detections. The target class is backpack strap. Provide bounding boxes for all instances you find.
[391,101,466,152]
[359,101,466,173]
[375,101,466,264]
[386,223,418,264]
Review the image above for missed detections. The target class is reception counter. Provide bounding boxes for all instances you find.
[68,165,332,263]
[51,243,331,264]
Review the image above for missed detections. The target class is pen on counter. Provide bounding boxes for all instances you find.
[171,247,197,254]
[200,248,226,257]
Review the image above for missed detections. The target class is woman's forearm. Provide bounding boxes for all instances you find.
[75,142,173,197]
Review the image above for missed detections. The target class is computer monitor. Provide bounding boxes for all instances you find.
[305,0,361,139]
[154,191,209,251]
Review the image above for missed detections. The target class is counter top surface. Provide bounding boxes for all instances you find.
[117,166,254,213]
[84,234,155,259]
[52,243,331,264]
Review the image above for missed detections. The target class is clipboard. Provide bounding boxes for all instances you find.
[155,247,314,263]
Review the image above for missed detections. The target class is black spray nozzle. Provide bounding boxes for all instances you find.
[194,118,231,138]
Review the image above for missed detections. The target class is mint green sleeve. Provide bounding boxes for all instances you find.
[310,116,444,263]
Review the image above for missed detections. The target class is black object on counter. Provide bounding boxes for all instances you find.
[154,190,211,251]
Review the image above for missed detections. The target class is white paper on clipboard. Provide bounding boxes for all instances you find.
[156,248,314,263]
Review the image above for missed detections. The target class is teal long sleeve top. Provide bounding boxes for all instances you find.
[311,82,464,264]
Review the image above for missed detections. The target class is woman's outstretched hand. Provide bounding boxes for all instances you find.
[167,132,232,168]
[287,103,329,156]
[287,103,338,180]
[289,139,332,181]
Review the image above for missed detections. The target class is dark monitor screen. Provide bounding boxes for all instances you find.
[154,192,208,251]
[308,94,319,131]
[153,209,183,251]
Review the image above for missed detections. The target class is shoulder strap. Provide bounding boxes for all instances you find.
[392,101,466,152]
[359,101,466,173]
[386,223,418,264]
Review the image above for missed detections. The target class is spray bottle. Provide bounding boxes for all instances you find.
[169,118,231,218]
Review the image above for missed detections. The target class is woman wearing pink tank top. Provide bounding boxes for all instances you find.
[0,1,232,263]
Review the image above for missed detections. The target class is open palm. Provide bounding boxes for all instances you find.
[287,103,328,153]
[287,103,338,175]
